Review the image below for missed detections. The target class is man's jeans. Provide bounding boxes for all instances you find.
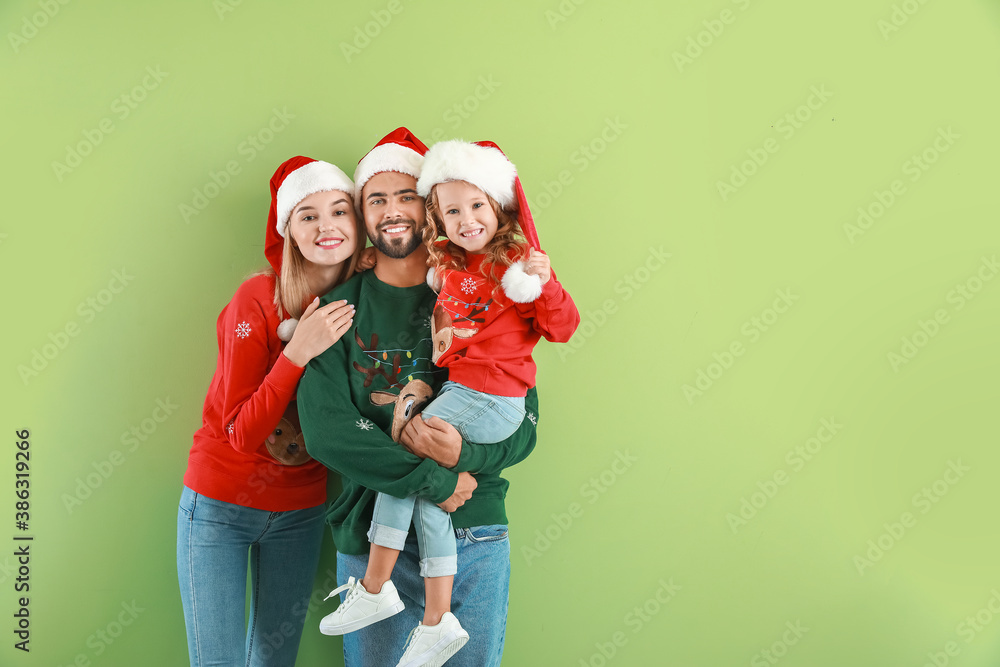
[337,524,511,667]
[176,486,325,667]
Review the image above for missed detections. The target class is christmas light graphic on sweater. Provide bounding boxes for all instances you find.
[351,330,434,390]
[351,329,436,442]
[438,294,495,326]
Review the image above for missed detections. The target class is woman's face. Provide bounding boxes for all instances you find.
[288,189,357,267]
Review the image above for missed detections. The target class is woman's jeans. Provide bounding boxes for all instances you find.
[176,486,325,667]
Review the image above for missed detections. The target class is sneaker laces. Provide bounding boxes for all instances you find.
[400,624,424,655]
[323,576,358,602]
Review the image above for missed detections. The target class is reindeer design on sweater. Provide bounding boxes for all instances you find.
[352,330,433,442]
[430,295,493,364]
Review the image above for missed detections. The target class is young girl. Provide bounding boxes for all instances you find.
[320,140,579,667]
[177,156,362,667]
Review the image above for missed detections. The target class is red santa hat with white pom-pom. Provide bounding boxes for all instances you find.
[353,127,428,204]
[264,156,354,341]
[416,139,543,302]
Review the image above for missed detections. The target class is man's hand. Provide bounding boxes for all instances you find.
[356,246,377,271]
[400,415,462,468]
[438,472,477,513]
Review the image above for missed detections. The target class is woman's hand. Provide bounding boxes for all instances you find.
[356,247,377,272]
[282,298,354,366]
[523,248,551,285]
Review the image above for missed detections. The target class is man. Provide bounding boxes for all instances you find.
[298,127,539,667]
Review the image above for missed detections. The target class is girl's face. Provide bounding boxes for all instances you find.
[288,189,358,267]
[435,180,498,254]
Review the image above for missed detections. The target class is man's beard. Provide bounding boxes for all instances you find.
[369,219,423,259]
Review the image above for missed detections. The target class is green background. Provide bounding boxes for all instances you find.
[3,0,999,665]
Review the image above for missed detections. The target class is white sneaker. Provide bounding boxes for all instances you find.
[319,577,405,635]
[395,612,469,667]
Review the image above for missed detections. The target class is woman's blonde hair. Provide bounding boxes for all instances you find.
[257,200,366,320]
[422,183,528,285]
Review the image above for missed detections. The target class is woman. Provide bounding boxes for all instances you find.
[177,156,362,666]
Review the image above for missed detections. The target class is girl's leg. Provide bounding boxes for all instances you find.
[246,502,326,667]
[411,495,459,625]
[363,544,400,593]
[421,381,524,445]
[423,574,455,626]
[318,491,415,636]
[338,535,425,667]
[176,486,257,667]
[364,491,417,591]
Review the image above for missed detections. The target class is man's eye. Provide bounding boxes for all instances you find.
[402,195,414,201]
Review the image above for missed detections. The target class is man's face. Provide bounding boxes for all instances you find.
[361,171,425,259]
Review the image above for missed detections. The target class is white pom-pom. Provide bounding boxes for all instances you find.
[501,261,543,303]
[277,318,299,341]
[426,267,443,292]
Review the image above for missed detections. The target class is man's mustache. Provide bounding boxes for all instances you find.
[377,219,417,232]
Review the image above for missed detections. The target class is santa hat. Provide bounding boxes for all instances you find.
[416,139,543,302]
[353,127,428,202]
[263,156,354,340]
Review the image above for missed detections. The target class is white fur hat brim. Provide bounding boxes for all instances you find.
[354,142,425,201]
[416,140,517,208]
[276,161,354,237]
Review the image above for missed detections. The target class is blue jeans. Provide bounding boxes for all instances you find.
[338,524,511,667]
[369,491,456,577]
[421,381,524,444]
[176,486,325,667]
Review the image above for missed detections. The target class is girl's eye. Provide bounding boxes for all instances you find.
[334,210,345,215]
[472,202,482,209]
[447,208,458,215]
[303,214,316,221]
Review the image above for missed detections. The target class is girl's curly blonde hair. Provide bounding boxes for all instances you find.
[422,183,528,285]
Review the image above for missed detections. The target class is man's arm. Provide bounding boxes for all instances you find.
[298,328,459,503]
[400,387,539,476]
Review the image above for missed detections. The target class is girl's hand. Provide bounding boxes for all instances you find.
[356,247,377,272]
[523,248,551,285]
[282,298,355,366]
